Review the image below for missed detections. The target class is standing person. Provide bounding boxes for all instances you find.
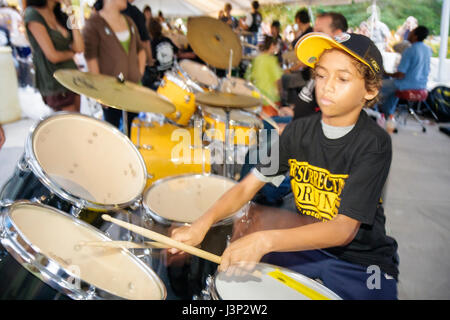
[143,5,152,27]
[83,0,145,133]
[171,32,399,300]
[279,12,348,120]
[220,3,237,29]
[121,0,154,88]
[244,35,283,106]
[239,1,262,56]
[379,26,432,131]
[147,17,177,89]
[24,0,84,112]
[278,8,313,106]
[270,20,287,66]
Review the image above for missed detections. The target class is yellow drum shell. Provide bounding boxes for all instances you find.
[130,119,211,187]
[202,107,262,146]
[157,73,196,126]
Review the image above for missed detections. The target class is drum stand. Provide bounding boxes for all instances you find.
[223,107,234,179]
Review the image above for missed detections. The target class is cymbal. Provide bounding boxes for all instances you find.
[195,91,261,108]
[187,16,242,70]
[53,69,175,114]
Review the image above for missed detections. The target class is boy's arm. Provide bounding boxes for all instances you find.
[219,214,361,271]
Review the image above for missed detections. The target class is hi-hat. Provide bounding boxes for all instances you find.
[187,16,242,70]
[54,69,175,114]
[195,91,261,108]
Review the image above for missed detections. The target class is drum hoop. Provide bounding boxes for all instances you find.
[163,71,194,93]
[209,262,342,300]
[0,201,167,300]
[142,173,243,227]
[202,107,263,129]
[25,112,148,211]
[176,60,218,91]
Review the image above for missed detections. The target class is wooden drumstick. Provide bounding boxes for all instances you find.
[78,240,169,249]
[258,112,280,132]
[259,93,280,113]
[101,214,222,264]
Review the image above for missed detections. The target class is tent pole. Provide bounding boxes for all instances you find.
[438,0,449,82]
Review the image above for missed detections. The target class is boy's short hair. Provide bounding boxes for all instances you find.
[413,26,429,41]
[252,1,259,10]
[143,6,151,13]
[296,32,383,107]
[295,9,310,24]
[260,35,277,51]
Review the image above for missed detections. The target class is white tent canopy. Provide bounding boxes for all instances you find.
[133,0,368,18]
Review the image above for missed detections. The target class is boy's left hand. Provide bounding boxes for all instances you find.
[219,232,271,275]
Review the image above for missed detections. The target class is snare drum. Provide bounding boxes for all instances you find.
[0,201,166,300]
[0,113,147,224]
[205,262,342,300]
[157,72,197,127]
[202,106,262,146]
[130,119,211,187]
[142,174,246,299]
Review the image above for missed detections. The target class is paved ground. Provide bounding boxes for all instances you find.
[1,88,449,300]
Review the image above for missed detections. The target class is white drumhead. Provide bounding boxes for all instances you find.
[9,203,165,299]
[215,263,341,300]
[203,106,262,128]
[179,59,219,88]
[31,114,146,205]
[144,175,238,223]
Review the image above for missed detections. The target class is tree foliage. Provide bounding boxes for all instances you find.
[260,0,445,36]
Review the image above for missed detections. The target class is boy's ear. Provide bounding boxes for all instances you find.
[364,88,379,101]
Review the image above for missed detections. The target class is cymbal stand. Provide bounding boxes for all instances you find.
[116,73,129,136]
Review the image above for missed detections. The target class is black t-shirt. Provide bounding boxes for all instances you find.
[256,111,399,279]
[151,36,179,76]
[249,12,262,32]
[121,3,150,42]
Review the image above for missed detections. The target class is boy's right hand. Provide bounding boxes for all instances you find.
[169,223,208,254]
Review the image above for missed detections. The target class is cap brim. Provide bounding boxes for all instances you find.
[295,32,373,72]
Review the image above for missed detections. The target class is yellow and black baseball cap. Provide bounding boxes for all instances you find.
[295,32,384,76]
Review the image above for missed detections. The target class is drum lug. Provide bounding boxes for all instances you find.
[175,111,181,120]
[85,285,96,300]
[70,206,82,218]
[146,173,154,180]
[31,195,48,204]
[141,144,153,151]
[17,157,30,172]
[130,199,142,211]
[184,95,191,104]
[0,199,14,208]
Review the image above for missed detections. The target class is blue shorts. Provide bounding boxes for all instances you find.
[262,250,398,300]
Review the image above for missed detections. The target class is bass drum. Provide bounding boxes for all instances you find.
[0,113,147,227]
[130,118,211,188]
[0,201,166,300]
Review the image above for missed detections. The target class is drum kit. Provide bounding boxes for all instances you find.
[0,17,341,300]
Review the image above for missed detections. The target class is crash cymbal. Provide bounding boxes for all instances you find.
[187,16,242,70]
[195,91,261,109]
[54,69,175,114]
